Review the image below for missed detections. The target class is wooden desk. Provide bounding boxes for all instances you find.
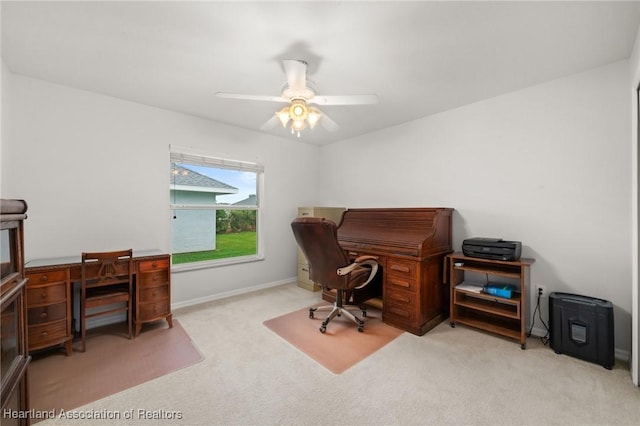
[334,208,453,336]
[25,250,172,354]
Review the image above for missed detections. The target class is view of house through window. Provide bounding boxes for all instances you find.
[170,150,263,266]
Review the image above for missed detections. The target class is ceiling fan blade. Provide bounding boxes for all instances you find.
[310,94,379,106]
[260,115,280,131]
[319,111,339,132]
[216,92,287,103]
[283,59,307,92]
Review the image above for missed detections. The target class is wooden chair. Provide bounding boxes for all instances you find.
[80,249,133,352]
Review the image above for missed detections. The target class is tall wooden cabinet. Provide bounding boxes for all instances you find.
[1,199,30,425]
[296,207,345,291]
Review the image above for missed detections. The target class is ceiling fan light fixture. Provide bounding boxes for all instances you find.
[217,58,378,137]
[276,107,290,127]
[307,108,321,129]
[289,99,308,120]
[292,118,307,131]
[276,99,317,136]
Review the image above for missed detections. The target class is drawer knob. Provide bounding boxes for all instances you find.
[41,292,47,299]
[40,275,48,282]
[40,312,48,318]
[41,331,48,337]
[151,263,157,268]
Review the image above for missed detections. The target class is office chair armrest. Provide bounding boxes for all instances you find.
[336,255,378,275]
[337,256,379,289]
[352,255,378,264]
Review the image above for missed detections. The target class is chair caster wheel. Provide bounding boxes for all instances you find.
[319,326,326,333]
[361,310,367,317]
[450,322,455,328]
[521,343,526,350]
[358,326,364,332]
[309,312,314,319]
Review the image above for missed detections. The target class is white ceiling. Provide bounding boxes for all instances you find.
[2,1,640,145]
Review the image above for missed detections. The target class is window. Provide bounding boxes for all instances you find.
[170,148,264,268]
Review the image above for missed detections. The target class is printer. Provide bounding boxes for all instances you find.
[462,237,522,261]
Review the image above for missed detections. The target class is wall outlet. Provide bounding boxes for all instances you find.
[536,284,547,298]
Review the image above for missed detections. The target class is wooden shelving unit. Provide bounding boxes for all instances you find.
[447,253,534,349]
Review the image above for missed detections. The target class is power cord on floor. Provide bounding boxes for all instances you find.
[527,290,550,345]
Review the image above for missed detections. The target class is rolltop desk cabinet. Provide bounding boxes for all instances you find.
[1,199,30,425]
[336,208,453,335]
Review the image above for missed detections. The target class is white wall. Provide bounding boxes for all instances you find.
[0,69,320,304]
[319,60,633,355]
[2,58,635,358]
[0,61,12,191]
[629,25,640,386]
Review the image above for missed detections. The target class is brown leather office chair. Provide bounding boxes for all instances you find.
[80,249,133,352]
[291,217,379,333]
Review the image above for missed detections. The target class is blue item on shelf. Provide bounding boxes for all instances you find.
[483,284,515,298]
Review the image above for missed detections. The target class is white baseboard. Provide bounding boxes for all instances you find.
[170,276,297,311]
[529,325,629,363]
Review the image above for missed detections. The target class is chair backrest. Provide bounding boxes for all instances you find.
[291,217,351,290]
[81,249,133,288]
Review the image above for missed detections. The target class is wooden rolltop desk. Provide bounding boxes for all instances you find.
[336,208,453,335]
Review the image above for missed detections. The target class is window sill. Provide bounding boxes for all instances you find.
[170,254,265,273]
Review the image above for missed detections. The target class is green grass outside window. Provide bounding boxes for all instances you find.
[172,231,257,264]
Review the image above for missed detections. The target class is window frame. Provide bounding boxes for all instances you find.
[169,146,265,272]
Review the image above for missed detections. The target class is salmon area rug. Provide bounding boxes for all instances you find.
[28,320,203,421]
[263,304,404,374]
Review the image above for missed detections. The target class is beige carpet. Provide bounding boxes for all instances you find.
[30,284,640,426]
[29,320,203,420]
[263,304,404,373]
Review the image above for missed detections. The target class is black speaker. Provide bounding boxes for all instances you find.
[549,292,614,369]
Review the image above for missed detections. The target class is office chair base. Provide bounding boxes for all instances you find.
[309,304,367,333]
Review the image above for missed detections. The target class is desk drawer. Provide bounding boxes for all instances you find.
[138,270,169,288]
[139,286,169,303]
[387,258,417,278]
[138,258,170,272]
[27,302,66,325]
[26,282,66,307]
[384,288,418,323]
[138,300,170,321]
[385,274,418,293]
[26,270,66,285]
[28,319,67,347]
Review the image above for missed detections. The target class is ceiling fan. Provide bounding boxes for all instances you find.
[216,59,379,137]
